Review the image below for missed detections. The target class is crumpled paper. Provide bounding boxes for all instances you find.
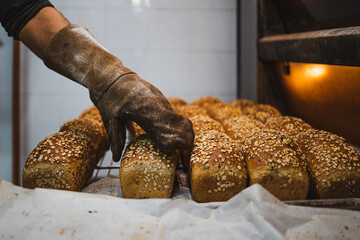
[82,175,194,200]
[0,179,359,240]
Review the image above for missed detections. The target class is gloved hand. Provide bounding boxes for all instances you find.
[43,24,194,162]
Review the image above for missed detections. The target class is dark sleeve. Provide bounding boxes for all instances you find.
[0,0,54,39]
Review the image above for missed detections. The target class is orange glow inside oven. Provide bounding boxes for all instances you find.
[278,62,360,105]
[275,62,360,146]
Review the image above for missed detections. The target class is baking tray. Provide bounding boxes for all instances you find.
[89,159,360,211]
[87,143,360,211]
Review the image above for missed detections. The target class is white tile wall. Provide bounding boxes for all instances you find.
[190,10,236,51]
[19,0,237,173]
[105,8,150,51]
[0,27,13,182]
[147,51,191,96]
[191,0,236,10]
[148,10,191,51]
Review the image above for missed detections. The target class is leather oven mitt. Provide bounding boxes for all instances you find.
[43,24,194,162]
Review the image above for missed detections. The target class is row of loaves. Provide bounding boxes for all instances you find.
[126,96,360,202]
[22,104,179,197]
[173,97,360,202]
[22,97,360,202]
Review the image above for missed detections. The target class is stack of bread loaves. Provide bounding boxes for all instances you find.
[22,106,109,191]
[179,96,360,201]
[22,96,360,202]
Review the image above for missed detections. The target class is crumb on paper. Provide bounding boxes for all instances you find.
[107,190,119,197]
[59,227,66,235]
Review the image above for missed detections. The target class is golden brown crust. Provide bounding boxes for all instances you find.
[22,131,97,191]
[126,121,146,138]
[78,105,103,124]
[236,103,281,123]
[192,96,223,110]
[230,99,257,110]
[247,111,275,124]
[175,104,208,118]
[60,118,110,161]
[246,129,309,200]
[206,103,243,124]
[221,116,265,153]
[119,134,178,199]
[222,116,264,140]
[243,103,281,116]
[189,114,225,135]
[190,131,247,202]
[167,97,189,111]
[266,115,312,137]
[299,130,360,199]
[181,115,225,170]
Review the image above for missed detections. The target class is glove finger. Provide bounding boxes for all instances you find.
[101,113,126,162]
[136,110,195,153]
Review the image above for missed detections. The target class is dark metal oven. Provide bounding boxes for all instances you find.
[239,0,360,147]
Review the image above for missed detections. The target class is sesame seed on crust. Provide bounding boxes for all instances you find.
[230,99,257,110]
[190,130,247,202]
[206,103,243,124]
[245,129,309,201]
[189,114,225,135]
[175,104,208,118]
[119,134,178,199]
[298,129,360,199]
[60,118,110,160]
[78,105,104,125]
[192,96,223,110]
[167,97,189,110]
[22,131,97,191]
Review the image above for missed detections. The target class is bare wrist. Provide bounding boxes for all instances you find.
[19,7,70,59]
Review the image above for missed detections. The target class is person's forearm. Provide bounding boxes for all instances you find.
[19,7,70,59]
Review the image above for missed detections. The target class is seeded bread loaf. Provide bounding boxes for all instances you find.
[78,105,103,125]
[168,97,189,111]
[206,103,243,124]
[22,131,97,191]
[299,130,360,199]
[222,116,265,140]
[119,134,179,199]
[246,129,309,200]
[230,99,257,110]
[78,105,110,145]
[127,121,146,138]
[266,115,313,137]
[189,114,225,135]
[192,96,223,110]
[231,101,282,123]
[181,115,226,170]
[242,103,281,116]
[190,131,247,202]
[175,104,208,118]
[60,118,110,161]
[247,104,281,123]
[221,116,265,154]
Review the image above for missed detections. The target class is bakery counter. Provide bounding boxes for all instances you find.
[87,157,360,212]
[1,179,360,239]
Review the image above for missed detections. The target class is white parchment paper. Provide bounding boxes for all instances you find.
[0,179,359,240]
